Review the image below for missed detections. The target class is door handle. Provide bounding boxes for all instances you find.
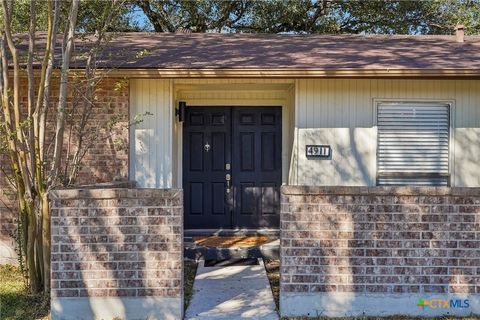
[226,174,231,192]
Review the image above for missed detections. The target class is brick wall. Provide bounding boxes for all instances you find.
[280,186,480,317]
[0,78,129,264]
[0,154,17,264]
[49,186,183,320]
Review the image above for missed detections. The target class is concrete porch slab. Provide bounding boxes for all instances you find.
[184,239,280,261]
[185,259,278,320]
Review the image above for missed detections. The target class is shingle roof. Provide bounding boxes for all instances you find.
[20,33,480,70]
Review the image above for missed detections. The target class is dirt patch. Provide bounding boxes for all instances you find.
[282,317,480,320]
[183,261,198,310]
[260,261,480,320]
[184,260,198,311]
[264,258,280,311]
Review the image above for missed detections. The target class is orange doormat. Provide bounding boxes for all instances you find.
[193,236,271,248]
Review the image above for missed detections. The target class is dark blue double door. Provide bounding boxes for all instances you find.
[183,107,282,229]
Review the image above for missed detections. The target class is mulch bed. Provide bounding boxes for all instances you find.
[184,261,198,311]
[264,258,280,311]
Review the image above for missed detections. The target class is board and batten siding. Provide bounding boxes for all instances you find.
[129,79,173,188]
[292,79,480,187]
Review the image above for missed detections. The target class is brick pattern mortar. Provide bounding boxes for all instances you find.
[281,186,480,295]
[50,188,183,299]
[1,78,129,246]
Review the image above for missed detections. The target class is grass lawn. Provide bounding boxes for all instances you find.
[1,261,199,319]
[2,260,479,320]
[0,264,49,320]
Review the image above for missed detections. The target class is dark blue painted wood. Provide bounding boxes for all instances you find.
[183,106,282,229]
[232,107,282,228]
[183,107,232,229]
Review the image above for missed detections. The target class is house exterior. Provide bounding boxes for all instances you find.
[1,32,480,318]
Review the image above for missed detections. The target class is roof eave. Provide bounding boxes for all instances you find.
[22,68,480,79]
[91,68,480,79]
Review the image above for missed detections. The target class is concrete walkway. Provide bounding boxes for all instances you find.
[185,259,279,320]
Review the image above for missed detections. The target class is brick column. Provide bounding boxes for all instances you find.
[280,186,480,317]
[50,187,183,320]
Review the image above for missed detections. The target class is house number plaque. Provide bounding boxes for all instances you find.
[306,145,331,158]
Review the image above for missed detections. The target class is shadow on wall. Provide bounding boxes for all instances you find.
[295,128,375,186]
[133,127,172,188]
[53,203,139,318]
[51,189,182,320]
[81,121,129,184]
[282,187,480,317]
[454,128,480,187]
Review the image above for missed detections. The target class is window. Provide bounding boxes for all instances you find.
[376,102,450,186]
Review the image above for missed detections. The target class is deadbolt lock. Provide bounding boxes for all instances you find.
[225,163,231,170]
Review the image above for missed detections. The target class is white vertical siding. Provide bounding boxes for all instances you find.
[129,79,173,188]
[294,79,480,187]
[286,86,296,185]
[128,78,480,188]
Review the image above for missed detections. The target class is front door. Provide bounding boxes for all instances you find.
[183,106,282,229]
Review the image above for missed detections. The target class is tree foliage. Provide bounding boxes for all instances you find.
[135,0,249,32]
[4,0,480,35]
[0,0,139,32]
[0,0,132,294]
[134,0,480,35]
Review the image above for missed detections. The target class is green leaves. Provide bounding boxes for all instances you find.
[5,0,480,35]
[134,0,480,35]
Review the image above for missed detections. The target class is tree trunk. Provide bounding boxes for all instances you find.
[49,0,80,186]
[40,0,60,163]
[1,0,39,292]
[44,0,79,293]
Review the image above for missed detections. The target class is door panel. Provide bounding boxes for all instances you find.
[212,182,226,215]
[189,183,204,214]
[211,133,226,171]
[261,183,278,215]
[240,133,255,171]
[183,107,232,229]
[232,107,282,228]
[183,106,282,229]
[189,132,204,171]
[261,132,276,171]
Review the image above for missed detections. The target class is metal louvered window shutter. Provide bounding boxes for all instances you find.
[377,102,450,186]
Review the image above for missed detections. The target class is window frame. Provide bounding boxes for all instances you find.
[372,99,455,187]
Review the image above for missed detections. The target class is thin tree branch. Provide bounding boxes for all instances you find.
[48,0,80,188]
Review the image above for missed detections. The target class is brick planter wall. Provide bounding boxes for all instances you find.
[50,186,183,320]
[280,186,480,317]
